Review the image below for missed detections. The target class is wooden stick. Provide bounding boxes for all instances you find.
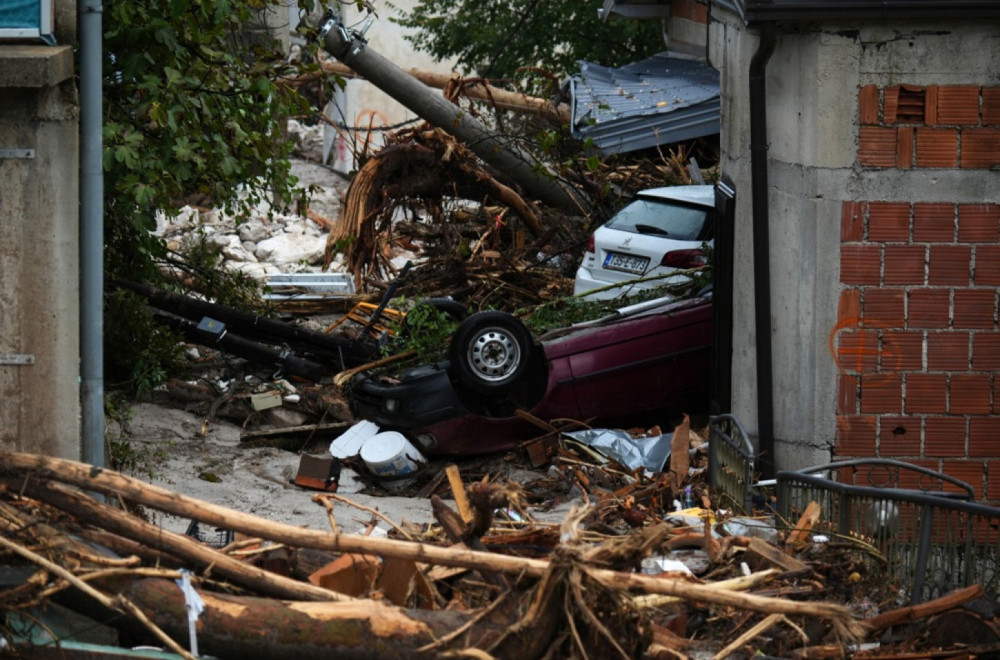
[0,533,196,660]
[2,453,860,628]
[633,569,779,609]
[864,584,986,633]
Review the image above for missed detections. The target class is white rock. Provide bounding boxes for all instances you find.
[254,232,326,266]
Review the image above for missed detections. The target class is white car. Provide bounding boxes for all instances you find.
[573,185,715,300]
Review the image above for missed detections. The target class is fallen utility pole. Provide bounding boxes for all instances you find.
[317,59,572,125]
[315,14,589,216]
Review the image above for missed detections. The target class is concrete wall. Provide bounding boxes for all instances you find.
[708,13,1000,481]
[0,45,80,458]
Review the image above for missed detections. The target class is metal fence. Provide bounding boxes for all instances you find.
[708,414,756,513]
[776,459,1000,604]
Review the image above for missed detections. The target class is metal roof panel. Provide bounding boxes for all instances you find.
[570,52,721,154]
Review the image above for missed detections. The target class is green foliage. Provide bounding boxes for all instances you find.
[104,289,191,397]
[101,0,321,394]
[393,0,664,94]
[382,298,465,361]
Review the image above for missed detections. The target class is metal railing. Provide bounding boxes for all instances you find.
[777,459,1000,603]
[708,414,756,513]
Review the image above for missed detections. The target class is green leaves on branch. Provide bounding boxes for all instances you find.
[394,0,664,94]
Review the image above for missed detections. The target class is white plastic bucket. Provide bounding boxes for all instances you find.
[359,432,426,485]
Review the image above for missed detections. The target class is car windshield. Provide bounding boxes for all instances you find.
[604,198,709,241]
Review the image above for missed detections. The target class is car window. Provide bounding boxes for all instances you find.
[604,199,710,241]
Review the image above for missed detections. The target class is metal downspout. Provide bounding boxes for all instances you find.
[750,23,776,479]
[80,0,104,466]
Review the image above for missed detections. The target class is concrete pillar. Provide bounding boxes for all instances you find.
[0,45,80,458]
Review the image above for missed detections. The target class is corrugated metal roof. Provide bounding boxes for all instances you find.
[570,52,720,155]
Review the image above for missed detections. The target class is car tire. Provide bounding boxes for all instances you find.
[449,311,533,394]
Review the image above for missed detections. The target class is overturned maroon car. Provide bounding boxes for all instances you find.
[347,289,712,456]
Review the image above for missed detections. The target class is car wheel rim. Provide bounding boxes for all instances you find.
[468,329,520,382]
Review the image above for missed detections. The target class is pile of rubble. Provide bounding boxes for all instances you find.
[2,417,999,658]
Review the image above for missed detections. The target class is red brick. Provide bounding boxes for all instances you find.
[972,333,1000,370]
[937,85,981,125]
[896,126,914,168]
[841,201,867,242]
[961,128,1000,168]
[908,288,950,329]
[950,374,992,414]
[885,85,926,124]
[837,330,880,374]
[941,460,983,498]
[881,330,923,372]
[896,459,944,489]
[983,87,1000,126]
[915,128,959,167]
[906,373,948,413]
[858,85,879,124]
[976,246,1000,286]
[884,86,901,124]
[913,203,956,242]
[926,417,968,457]
[879,416,922,456]
[925,86,939,125]
[841,244,881,285]
[928,245,971,285]
[858,126,898,167]
[863,287,905,327]
[953,289,996,330]
[970,417,1000,457]
[868,202,910,242]
[959,204,1000,241]
[987,465,1000,502]
[838,375,858,414]
[861,374,903,413]
[884,245,926,285]
[838,288,862,323]
[927,331,970,370]
[836,415,877,456]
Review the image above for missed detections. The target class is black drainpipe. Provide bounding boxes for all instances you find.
[750,22,777,479]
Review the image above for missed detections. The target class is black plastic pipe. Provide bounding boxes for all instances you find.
[749,23,777,479]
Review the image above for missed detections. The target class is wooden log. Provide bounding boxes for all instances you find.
[863,584,987,634]
[12,478,354,602]
[0,453,860,629]
[113,577,490,660]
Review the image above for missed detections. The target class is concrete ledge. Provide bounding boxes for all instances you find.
[0,45,73,88]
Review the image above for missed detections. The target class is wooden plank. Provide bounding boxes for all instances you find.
[784,500,822,549]
[744,537,809,573]
[445,464,473,524]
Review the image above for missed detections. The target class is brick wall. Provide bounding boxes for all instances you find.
[837,84,1000,500]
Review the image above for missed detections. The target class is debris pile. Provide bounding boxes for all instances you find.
[3,450,999,659]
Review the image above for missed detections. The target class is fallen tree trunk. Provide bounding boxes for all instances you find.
[0,452,863,634]
[111,577,495,660]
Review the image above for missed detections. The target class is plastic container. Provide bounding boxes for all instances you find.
[330,419,379,459]
[360,432,426,485]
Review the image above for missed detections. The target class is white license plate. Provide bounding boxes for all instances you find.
[604,252,650,274]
